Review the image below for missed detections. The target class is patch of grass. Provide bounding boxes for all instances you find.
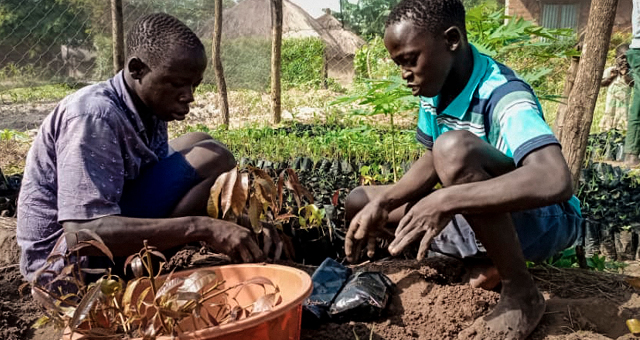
[0,139,30,175]
[0,83,78,104]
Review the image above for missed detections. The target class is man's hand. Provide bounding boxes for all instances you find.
[388,191,452,260]
[345,200,393,262]
[203,218,264,263]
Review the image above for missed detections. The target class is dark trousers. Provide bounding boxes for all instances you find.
[625,48,640,155]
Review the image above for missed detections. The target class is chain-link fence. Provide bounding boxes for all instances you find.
[0,0,384,96]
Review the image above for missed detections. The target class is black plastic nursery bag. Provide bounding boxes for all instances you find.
[329,271,394,321]
[302,257,352,326]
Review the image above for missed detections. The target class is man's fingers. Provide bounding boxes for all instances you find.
[366,236,377,258]
[389,227,424,256]
[417,229,436,261]
[353,215,370,240]
[396,211,413,236]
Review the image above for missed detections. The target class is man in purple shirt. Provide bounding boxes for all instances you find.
[17,13,267,283]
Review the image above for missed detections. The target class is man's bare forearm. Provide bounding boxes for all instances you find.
[63,215,211,257]
[377,150,439,210]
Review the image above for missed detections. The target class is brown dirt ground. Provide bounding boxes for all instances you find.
[2,222,640,340]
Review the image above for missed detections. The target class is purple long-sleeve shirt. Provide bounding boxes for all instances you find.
[17,71,169,282]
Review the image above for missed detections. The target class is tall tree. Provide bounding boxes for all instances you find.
[270,0,283,124]
[555,0,618,190]
[212,0,230,128]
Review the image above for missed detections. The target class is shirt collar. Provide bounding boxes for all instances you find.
[426,44,488,119]
[110,71,148,136]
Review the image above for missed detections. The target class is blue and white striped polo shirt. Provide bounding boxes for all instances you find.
[416,44,559,167]
[417,44,582,215]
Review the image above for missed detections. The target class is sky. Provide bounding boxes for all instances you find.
[289,0,351,18]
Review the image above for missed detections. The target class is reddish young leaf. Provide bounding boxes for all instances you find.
[277,171,285,212]
[251,167,276,187]
[70,280,103,330]
[248,194,262,234]
[76,229,107,246]
[207,170,229,218]
[284,169,314,205]
[220,168,238,219]
[254,178,275,208]
[230,172,249,217]
[149,250,167,262]
[47,234,68,261]
[31,286,61,312]
[332,189,341,207]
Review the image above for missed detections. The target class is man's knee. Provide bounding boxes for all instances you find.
[170,132,214,151]
[345,186,369,220]
[184,139,236,179]
[432,130,485,186]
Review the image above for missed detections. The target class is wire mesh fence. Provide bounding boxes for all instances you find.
[0,0,385,99]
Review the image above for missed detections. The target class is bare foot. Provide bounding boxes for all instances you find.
[458,281,545,340]
[465,263,501,290]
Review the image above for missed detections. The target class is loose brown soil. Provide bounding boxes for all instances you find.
[2,223,639,340]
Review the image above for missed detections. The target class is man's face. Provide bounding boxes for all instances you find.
[384,21,454,98]
[137,47,207,121]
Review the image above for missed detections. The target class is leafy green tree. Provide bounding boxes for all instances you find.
[333,0,402,40]
[0,0,91,69]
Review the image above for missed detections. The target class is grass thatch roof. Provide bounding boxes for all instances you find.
[317,13,365,56]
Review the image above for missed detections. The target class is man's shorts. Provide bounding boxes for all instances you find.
[118,150,202,218]
[430,199,583,263]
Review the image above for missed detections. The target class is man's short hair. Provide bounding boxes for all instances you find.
[386,0,466,36]
[126,13,205,68]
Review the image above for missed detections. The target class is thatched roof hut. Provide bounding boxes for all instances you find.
[316,13,365,57]
[199,0,366,84]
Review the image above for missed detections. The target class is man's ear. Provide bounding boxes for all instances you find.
[127,57,149,81]
[444,27,463,52]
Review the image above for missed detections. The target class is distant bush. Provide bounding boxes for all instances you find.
[282,37,325,88]
[201,37,327,92]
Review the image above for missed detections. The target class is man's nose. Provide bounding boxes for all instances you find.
[180,89,195,103]
[401,68,412,80]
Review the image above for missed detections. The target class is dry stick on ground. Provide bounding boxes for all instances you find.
[530,265,631,301]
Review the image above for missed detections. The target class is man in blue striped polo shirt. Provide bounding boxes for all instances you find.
[343,0,582,339]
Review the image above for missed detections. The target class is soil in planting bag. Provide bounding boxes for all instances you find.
[302,257,352,327]
[615,229,637,261]
[600,225,617,260]
[329,271,394,322]
[584,219,601,257]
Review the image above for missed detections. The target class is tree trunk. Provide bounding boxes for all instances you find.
[111,0,124,74]
[557,0,618,191]
[270,0,283,124]
[554,55,580,136]
[213,0,230,128]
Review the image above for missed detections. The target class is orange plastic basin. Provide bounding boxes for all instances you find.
[63,263,313,340]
